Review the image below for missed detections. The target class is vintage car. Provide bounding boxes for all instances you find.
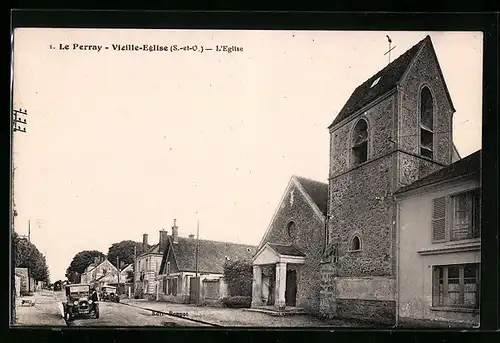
[63,284,99,321]
[100,285,120,302]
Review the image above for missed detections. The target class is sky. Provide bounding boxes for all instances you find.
[11,29,483,282]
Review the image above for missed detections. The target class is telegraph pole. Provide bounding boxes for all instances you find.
[195,220,200,306]
[117,256,120,294]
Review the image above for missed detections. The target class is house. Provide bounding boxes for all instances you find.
[157,220,257,304]
[395,150,480,326]
[251,175,328,313]
[80,257,128,291]
[15,267,36,294]
[134,229,169,296]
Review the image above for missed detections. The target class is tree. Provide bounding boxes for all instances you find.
[107,240,148,269]
[222,259,253,297]
[13,231,50,282]
[65,250,105,283]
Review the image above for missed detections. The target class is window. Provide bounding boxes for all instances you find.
[166,277,178,296]
[166,262,170,275]
[352,119,368,166]
[433,263,480,309]
[102,268,107,275]
[432,189,480,243]
[452,190,481,241]
[420,87,434,159]
[351,236,361,251]
[286,221,297,239]
[370,76,381,88]
[145,259,149,270]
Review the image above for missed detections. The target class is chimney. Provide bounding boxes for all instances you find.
[189,234,195,239]
[172,219,178,244]
[159,229,168,252]
[143,233,148,252]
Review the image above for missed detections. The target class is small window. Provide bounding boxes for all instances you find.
[352,119,368,166]
[286,221,297,239]
[370,76,381,88]
[351,236,361,251]
[166,262,170,275]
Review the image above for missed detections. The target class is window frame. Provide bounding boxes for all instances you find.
[432,263,480,310]
[351,118,370,167]
[349,235,362,253]
[431,188,481,244]
[419,86,435,160]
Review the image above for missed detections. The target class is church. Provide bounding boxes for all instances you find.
[251,35,481,326]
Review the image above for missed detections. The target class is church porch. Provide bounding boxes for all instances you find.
[251,243,306,312]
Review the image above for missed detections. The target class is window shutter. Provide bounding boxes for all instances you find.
[432,196,447,241]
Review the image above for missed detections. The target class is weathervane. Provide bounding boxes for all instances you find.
[384,35,396,64]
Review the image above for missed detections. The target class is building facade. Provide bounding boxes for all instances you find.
[134,230,168,296]
[157,221,256,304]
[395,151,480,326]
[317,35,467,324]
[251,175,328,313]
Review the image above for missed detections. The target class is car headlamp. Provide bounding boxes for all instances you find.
[73,300,79,305]
[88,300,93,304]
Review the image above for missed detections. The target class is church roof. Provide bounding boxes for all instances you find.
[329,35,454,128]
[268,243,306,257]
[395,150,480,195]
[294,176,329,216]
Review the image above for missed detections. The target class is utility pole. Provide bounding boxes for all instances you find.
[117,256,120,294]
[195,220,200,306]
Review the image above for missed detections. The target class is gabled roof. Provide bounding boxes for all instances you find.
[138,243,166,257]
[86,259,117,274]
[294,176,329,216]
[395,150,480,195]
[268,243,306,257]
[258,175,327,249]
[160,235,257,275]
[329,35,455,128]
[120,264,133,272]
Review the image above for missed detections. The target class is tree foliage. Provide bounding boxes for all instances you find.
[222,259,253,297]
[65,250,105,283]
[107,240,148,269]
[12,231,50,282]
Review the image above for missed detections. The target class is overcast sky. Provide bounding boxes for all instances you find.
[12,29,482,281]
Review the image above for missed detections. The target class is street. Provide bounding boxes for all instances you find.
[66,301,210,327]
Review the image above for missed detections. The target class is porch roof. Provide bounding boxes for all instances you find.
[253,243,306,266]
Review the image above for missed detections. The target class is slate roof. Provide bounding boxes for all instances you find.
[329,35,454,128]
[294,176,329,216]
[268,243,306,257]
[162,236,257,274]
[395,150,480,195]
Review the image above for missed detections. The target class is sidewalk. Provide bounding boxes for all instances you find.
[14,290,66,326]
[121,299,366,327]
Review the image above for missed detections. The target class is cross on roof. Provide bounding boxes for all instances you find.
[384,35,396,64]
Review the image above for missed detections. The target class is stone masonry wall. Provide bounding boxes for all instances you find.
[329,155,395,277]
[262,180,325,313]
[398,41,453,166]
[319,263,337,318]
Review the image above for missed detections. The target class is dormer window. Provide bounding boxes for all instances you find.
[370,76,381,88]
[420,87,434,159]
[352,119,369,166]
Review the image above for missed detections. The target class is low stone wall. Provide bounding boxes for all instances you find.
[337,299,395,325]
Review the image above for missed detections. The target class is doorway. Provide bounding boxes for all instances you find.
[285,269,297,306]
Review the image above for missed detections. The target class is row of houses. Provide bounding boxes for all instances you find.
[80,257,133,294]
[14,267,43,296]
[134,220,257,304]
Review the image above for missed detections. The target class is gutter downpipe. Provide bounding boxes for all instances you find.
[395,195,400,327]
